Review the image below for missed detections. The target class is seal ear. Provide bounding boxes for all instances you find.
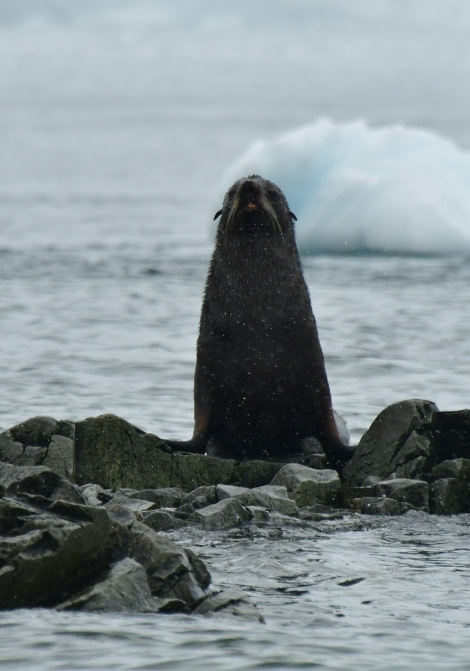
[289,211,297,221]
[213,209,223,221]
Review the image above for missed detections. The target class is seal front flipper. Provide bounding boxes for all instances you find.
[163,436,207,454]
[163,360,211,455]
[321,436,355,474]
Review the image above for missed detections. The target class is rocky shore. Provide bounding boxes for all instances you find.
[1,398,469,617]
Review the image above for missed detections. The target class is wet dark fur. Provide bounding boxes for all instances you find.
[165,175,354,471]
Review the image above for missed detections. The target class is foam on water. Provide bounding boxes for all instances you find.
[221,119,470,256]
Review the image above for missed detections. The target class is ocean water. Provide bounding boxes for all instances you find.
[1,1,470,668]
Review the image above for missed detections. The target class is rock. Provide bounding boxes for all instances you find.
[190,498,252,530]
[429,478,470,515]
[350,497,409,515]
[431,459,470,480]
[104,495,157,515]
[171,453,239,491]
[375,478,429,510]
[127,487,184,508]
[343,399,438,487]
[223,484,298,516]
[9,416,65,447]
[271,463,341,506]
[216,484,251,500]
[235,460,284,488]
[426,411,470,464]
[142,510,187,531]
[57,558,161,613]
[43,435,74,480]
[194,588,265,622]
[0,496,114,609]
[0,462,84,505]
[80,483,114,506]
[122,521,211,608]
[0,418,74,481]
[74,414,173,490]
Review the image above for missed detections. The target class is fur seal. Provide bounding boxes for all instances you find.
[166,175,354,471]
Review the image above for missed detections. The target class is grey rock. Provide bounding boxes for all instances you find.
[246,506,270,523]
[194,588,265,622]
[343,399,438,487]
[177,486,218,516]
[216,484,251,500]
[431,458,470,481]
[0,462,84,504]
[350,497,409,515]
[0,496,114,609]
[427,410,470,463]
[128,487,184,508]
[429,478,470,515]
[57,558,161,613]
[271,463,341,506]
[104,495,157,515]
[216,483,297,516]
[80,483,114,506]
[0,433,24,463]
[9,416,61,448]
[43,435,74,480]
[74,414,172,490]
[17,445,47,466]
[142,510,187,531]
[190,498,252,530]
[375,478,429,510]
[123,521,211,607]
[242,485,297,516]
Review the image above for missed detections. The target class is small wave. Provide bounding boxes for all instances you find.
[220,119,470,256]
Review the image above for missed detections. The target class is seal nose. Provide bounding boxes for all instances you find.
[239,179,260,200]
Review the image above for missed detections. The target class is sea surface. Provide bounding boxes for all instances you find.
[1,1,470,669]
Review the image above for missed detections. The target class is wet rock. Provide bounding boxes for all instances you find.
[235,460,283,488]
[0,495,114,609]
[271,463,341,506]
[142,510,187,532]
[428,458,470,514]
[190,498,252,530]
[0,462,84,504]
[9,416,65,447]
[343,399,438,487]
[171,453,239,491]
[194,588,265,622]
[104,495,157,515]
[246,506,270,523]
[429,479,470,515]
[74,414,173,490]
[217,484,297,516]
[0,418,74,480]
[121,521,211,607]
[431,459,470,480]
[80,483,114,506]
[43,435,74,480]
[0,432,23,463]
[350,497,410,515]
[57,558,161,613]
[127,487,184,508]
[375,478,429,510]
[426,411,470,464]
